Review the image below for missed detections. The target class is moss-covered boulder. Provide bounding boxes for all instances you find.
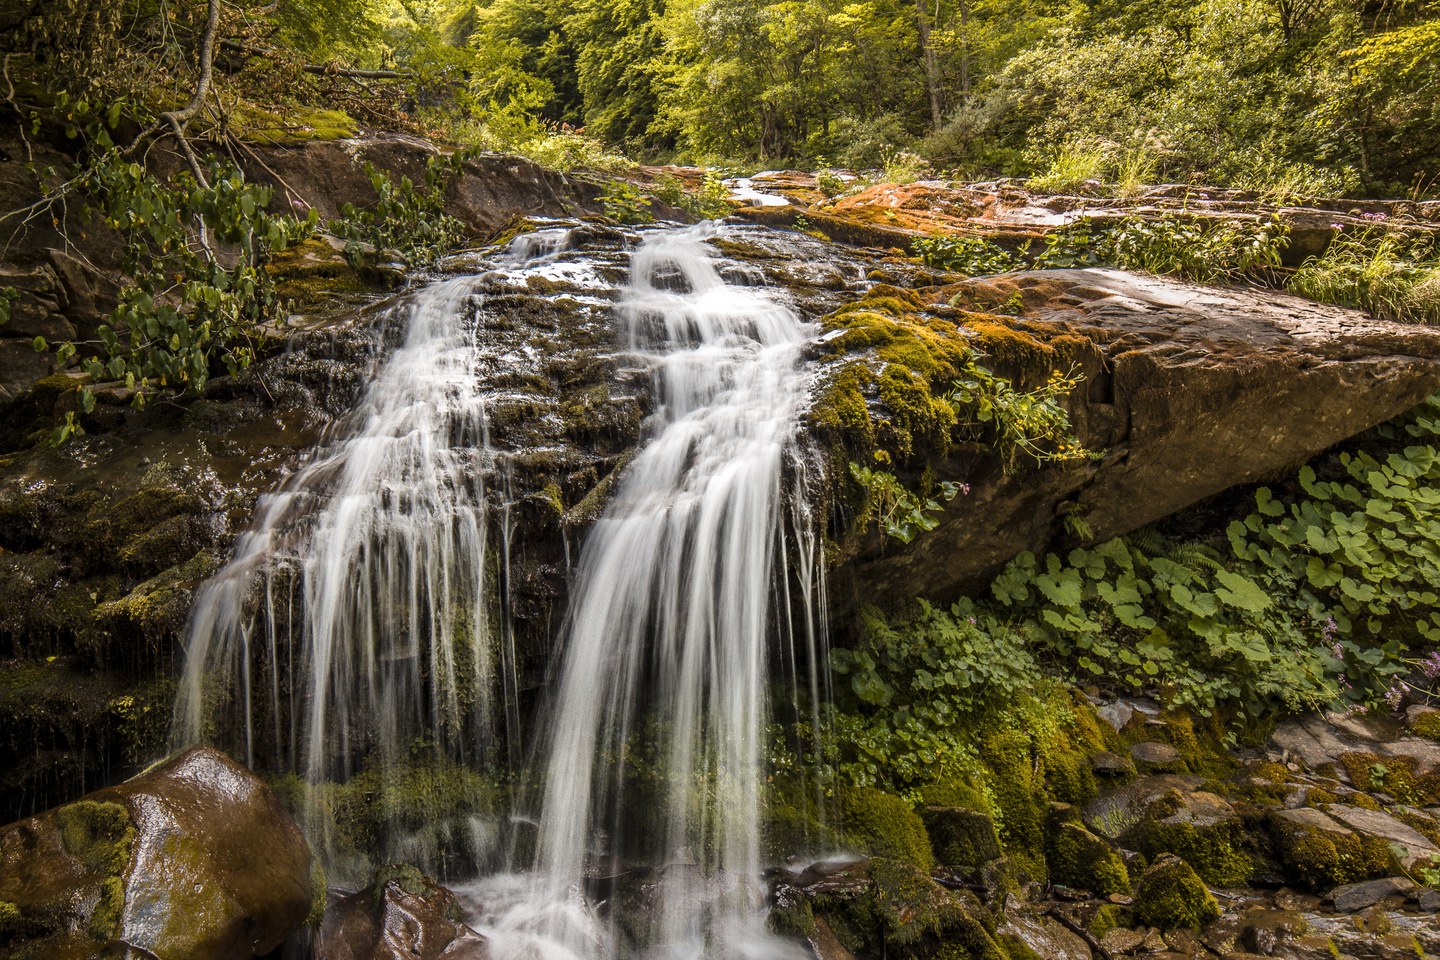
[1132,855,1221,931]
[317,864,488,960]
[1131,789,1253,887]
[807,858,1009,960]
[1045,804,1129,896]
[921,805,1002,872]
[1270,807,1397,891]
[0,746,315,959]
[835,786,934,872]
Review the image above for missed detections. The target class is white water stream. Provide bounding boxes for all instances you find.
[470,222,819,960]
[175,220,830,958]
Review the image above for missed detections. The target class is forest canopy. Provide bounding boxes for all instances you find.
[3,0,1438,196]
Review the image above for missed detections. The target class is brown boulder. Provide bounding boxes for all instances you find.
[317,865,489,960]
[0,746,316,960]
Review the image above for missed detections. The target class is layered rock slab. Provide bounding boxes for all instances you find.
[840,268,1440,605]
[0,746,315,960]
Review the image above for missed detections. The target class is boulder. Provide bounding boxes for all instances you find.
[1132,855,1221,931]
[0,746,316,960]
[1328,876,1415,913]
[317,865,489,960]
[1269,807,1396,891]
[837,269,1440,604]
[1130,742,1185,771]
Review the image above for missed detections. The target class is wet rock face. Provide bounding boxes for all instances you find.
[318,865,489,960]
[0,746,315,960]
[0,311,385,821]
[837,268,1440,606]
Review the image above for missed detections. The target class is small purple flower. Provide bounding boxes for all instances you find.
[1421,651,1440,681]
[1385,683,1406,709]
[1323,617,1339,641]
[959,483,972,496]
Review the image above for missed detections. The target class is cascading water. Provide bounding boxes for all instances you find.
[470,222,824,960]
[172,228,582,881]
[173,216,839,955]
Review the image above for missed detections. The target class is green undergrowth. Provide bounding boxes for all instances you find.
[908,214,1288,285]
[843,393,1440,729]
[1289,230,1440,325]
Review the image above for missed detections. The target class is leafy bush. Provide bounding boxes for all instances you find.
[600,179,654,224]
[1028,141,1109,194]
[1288,231,1440,324]
[1105,214,1289,283]
[911,235,1020,275]
[848,463,964,544]
[333,154,466,268]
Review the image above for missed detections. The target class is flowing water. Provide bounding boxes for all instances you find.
[174,219,837,956]
[172,227,586,877]
[470,222,826,960]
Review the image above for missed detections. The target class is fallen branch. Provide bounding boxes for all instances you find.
[219,39,411,80]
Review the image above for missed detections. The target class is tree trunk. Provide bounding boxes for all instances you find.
[914,0,944,126]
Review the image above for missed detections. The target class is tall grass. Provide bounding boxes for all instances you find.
[1288,232,1440,324]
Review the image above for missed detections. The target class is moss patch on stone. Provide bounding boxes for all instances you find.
[835,785,934,872]
[1132,855,1220,930]
[1046,805,1129,896]
[1271,813,1395,891]
[810,285,972,467]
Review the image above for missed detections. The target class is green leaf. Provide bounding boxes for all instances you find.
[1214,570,1272,612]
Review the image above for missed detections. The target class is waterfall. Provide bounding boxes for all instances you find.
[171,228,580,880]
[173,217,834,953]
[470,222,823,960]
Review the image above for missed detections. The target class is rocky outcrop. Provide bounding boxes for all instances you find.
[0,746,316,960]
[318,865,488,960]
[835,268,1440,605]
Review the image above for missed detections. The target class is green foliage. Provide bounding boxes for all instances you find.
[34,95,317,441]
[1104,214,1289,283]
[600,179,655,224]
[949,364,1095,470]
[848,464,963,543]
[334,155,467,268]
[912,234,1021,275]
[1288,231,1440,324]
[829,605,1046,790]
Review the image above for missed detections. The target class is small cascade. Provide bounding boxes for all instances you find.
[473,222,827,960]
[172,229,581,882]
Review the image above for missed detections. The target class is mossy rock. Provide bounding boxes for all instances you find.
[836,785,934,873]
[1410,712,1440,741]
[921,805,1003,871]
[1131,791,1253,887]
[808,858,1009,960]
[1132,855,1221,931]
[1270,808,1396,891]
[1045,805,1129,896]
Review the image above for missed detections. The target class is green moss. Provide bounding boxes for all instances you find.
[0,900,22,937]
[1272,814,1396,891]
[373,863,429,897]
[1089,904,1126,939]
[305,861,327,928]
[1336,752,1435,804]
[229,102,358,144]
[979,726,1048,882]
[811,286,973,466]
[1306,788,1338,806]
[87,876,126,941]
[55,800,134,876]
[921,805,1003,870]
[836,786,934,872]
[767,890,819,941]
[1132,855,1220,931]
[1134,818,1252,887]
[1046,807,1129,896]
[963,320,1058,380]
[1410,712,1440,741]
